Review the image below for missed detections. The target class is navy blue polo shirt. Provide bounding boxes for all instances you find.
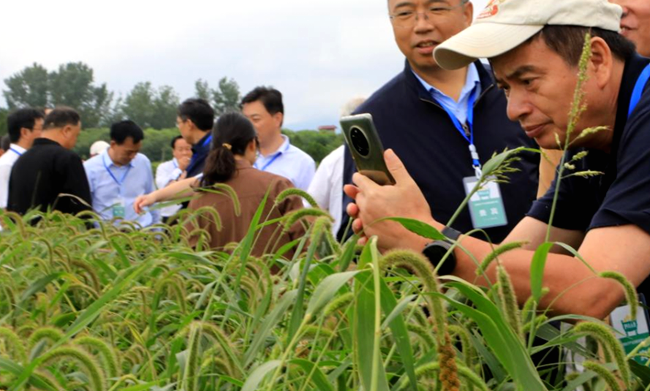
[186,131,212,178]
[528,54,650,294]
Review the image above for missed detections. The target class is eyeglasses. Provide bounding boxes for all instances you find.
[389,3,465,29]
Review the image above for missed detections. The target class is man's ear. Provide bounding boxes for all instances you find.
[589,36,614,89]
[462,1,473,27]
[273,112,284,129]
[20,127,30,139]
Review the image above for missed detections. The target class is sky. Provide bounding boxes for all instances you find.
[0,0,490,130]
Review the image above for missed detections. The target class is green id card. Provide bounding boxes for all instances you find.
[462,177,508,230]
[112,197,126,219]
[611,298,650,365]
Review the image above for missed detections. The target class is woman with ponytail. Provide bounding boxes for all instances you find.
[134,112,305,256]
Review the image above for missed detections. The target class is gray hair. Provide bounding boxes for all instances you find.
[340,96,367,117]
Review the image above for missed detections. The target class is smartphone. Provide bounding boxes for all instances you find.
[340,113,395,186]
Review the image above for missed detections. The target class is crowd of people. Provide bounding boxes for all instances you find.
[1,0,649,320]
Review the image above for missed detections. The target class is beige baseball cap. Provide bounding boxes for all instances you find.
[433,0,623,70]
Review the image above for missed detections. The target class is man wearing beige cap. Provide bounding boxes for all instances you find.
[345,0,650,319]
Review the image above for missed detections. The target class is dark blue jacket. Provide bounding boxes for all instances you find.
[186,131,212,178]
[340,60,540,242]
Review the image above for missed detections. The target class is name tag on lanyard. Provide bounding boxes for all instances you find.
[103,154,131,219]
[112,197,126,219]
[437,89,508,230]
[463,177,508,229]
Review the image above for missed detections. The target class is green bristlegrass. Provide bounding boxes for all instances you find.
[573,322,632,389]
[39,346,106,391]
[275,188,319,209]
[0,327,27,363]
[583,361,623,391]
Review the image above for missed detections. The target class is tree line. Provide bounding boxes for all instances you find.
[1,62,345,164]
[0,62,241,129]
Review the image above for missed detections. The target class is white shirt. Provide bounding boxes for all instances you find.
[0,144,26,209]
[253,135,316,191]
[155,158,184,217]
[307,145,344,234]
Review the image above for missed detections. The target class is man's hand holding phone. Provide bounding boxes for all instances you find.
[344,149,437,252]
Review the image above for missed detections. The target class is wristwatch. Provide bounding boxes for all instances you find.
[422,226,462,275]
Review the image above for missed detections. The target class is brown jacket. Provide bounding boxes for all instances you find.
[185,159,305,257]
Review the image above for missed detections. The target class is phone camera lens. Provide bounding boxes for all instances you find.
[350,127,370,157]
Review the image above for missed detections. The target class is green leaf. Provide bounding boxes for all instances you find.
[306,270,363,318]
[530,242,553,303]
[244,290,299,366]
[241,360,281,391]
[440,281,547,391]
[629,359,650,387]
[378,285,418,391]
[354,238,390,391]
[18,272,64,304]
[290,359,336,391]
[383,217,445,241]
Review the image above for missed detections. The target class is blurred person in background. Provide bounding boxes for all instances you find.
[176,98,215,178]
[241,86,316,191]
[610,0,650,57]
[307,96,366,235]
[0,108,45,209]
[84,120,160,227]
[0,135,10,158]
[89,140,110,158]
[155,135,192,222]
[7,107,90,216]
[134,112,305,258]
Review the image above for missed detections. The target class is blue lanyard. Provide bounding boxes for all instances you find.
[628,64,650,119]
[436,88,482,177]
[9,148,22,157]
[188,134,212,169]
[202,135,213,147]
[102,154,131,194]
[173,159,178,169]
[257,153,281,171]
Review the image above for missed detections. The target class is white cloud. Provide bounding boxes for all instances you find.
[0,0,490,129]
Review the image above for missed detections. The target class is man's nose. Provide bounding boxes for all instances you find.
[505,91,533,122]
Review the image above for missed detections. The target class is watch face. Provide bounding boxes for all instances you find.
[423,242,456,275]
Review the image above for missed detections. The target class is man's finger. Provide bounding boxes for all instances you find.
[384,149,416,186]
[352,172,379,190]
[346,202,359,218]
[343,184,360,200]
[352,218,364,234]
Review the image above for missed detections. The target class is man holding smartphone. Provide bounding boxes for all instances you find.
[340,0,539,241]
[346,0,650,319]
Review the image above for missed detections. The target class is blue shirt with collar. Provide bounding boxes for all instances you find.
[412,62,481,125]
[253,135,316,191]
[84,150,160,227]
[186,131,212,178]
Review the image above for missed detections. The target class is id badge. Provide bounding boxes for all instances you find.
[611,294,650,364]
[112,197,126,219]
[462,177,508,229]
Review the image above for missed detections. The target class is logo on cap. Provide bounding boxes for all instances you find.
[478,0,506,20]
